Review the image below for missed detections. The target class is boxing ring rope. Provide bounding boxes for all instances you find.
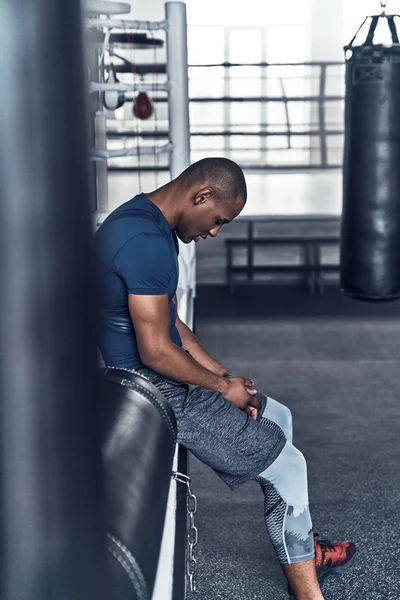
[90,142,173,160]
[90,81,171,92]
[86,18,169,31]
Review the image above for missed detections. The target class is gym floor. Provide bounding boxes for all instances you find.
[188,285,400,600]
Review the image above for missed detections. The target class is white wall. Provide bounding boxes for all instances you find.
[310,0,343,61]
[185,0,306,27]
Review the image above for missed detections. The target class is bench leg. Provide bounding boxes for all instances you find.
[304,244,316,295]
[315,246,324,295]
[226,246,234,295]
[229,274,235,296]
[247,222,254,282]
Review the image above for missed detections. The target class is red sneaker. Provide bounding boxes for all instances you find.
[314,533,356,586]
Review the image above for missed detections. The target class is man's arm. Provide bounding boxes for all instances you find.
[173,297,255,390]
[173,297,230,377]
[128,293,260,412]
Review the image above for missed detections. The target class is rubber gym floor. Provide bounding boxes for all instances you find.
[187,284,400,600]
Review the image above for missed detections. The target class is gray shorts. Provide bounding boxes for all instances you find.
[137,367,286,490]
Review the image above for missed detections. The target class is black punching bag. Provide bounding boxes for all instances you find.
[341,14,400,301]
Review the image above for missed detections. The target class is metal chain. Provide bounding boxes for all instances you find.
[172,472,198,593]
[381,0,387,14]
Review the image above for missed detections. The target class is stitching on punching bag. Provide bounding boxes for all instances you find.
[107,533,149,600]
[353,64,383,84]
[105,369,176,438]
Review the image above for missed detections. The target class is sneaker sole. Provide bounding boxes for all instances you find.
[317,551,357,587]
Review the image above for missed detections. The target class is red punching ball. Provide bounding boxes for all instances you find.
[133,92,153,120]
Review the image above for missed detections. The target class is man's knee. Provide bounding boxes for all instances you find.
[280,403,293,439]
[258,442,309,507]
[262,397,293,441]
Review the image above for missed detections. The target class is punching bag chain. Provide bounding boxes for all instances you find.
[380,0,387,15]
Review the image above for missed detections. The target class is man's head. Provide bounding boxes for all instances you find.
[175,157,247,244]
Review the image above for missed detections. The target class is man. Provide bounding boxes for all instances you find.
[95,157,356,600]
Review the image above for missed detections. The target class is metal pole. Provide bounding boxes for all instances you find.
[0,2,107,599]
[224,30,231,156]
[153,6,191,600]
[319,64,328,168]
[166,1,194,330]
[95,112,109,213]
[166,2,190,179]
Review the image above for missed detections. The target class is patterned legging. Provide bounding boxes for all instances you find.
[254,398,315,564]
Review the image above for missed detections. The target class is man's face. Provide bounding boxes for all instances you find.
[177,193,245,244]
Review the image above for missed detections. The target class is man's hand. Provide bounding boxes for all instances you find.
[222,376,260,418]
[245,405,259,420]
[224,373,254,387]
[244,377,259,419]
[224,374,259,419]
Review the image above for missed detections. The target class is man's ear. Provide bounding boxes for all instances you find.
[194,188,213,206]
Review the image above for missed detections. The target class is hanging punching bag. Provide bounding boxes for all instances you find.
[341,13,400,301]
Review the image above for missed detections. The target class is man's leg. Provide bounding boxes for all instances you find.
[257,399,355,600]
[255,443,322,599]
[135,369,355,597]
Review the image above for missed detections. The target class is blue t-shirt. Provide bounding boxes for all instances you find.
[95,193,182,369]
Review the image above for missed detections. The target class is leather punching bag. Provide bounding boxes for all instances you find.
[341,14,400,301]
[100,368,177,600]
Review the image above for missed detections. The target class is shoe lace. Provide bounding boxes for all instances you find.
[314,533,336,553]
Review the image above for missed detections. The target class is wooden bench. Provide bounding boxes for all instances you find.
[225,235,340,294]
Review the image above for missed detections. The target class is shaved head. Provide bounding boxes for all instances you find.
[178,157,247,206]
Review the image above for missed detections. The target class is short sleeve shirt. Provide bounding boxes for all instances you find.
[95,193,182,369]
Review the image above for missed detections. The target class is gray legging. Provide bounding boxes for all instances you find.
[255,398,315,564]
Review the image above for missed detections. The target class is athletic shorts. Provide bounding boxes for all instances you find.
[136,366,287,490]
